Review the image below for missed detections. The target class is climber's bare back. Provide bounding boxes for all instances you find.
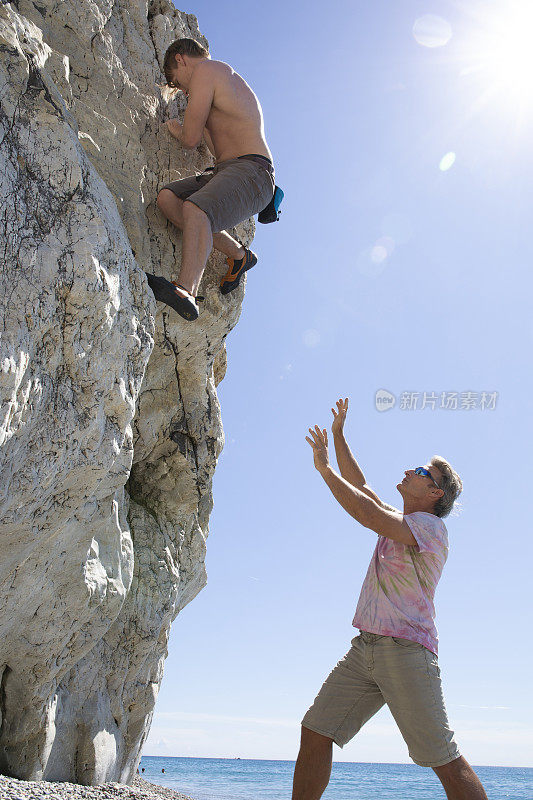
[191,60,272,163]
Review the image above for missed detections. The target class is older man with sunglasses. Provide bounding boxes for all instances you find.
[293,399,488,800]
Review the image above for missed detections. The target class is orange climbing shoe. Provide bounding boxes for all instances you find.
[220,248,258,295]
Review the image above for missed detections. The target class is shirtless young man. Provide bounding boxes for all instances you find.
[146,38,275,321]
[296,399,489,800]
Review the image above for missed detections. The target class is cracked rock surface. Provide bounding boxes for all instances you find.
[0,0,251,785]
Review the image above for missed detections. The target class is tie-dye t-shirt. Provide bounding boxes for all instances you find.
[352,512,449,655]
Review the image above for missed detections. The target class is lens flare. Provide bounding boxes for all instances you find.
[413,15,453,48]
[439,152,456,171]
[303,329,320,348]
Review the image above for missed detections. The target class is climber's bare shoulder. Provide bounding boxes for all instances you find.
[190,59,272,163]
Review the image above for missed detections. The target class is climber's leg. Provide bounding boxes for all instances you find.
[156,189,245,261]
[151,159,273,314]
[145,201,211,320]
[175,200,212,297]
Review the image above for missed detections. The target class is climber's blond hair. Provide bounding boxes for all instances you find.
[163,39,209,88]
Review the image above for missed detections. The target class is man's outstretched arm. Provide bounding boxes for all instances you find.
[306,425,416,546]
[331,398,399,512]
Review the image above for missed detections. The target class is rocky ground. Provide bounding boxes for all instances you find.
[0,776,195,800]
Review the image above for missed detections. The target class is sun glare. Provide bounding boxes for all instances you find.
[412,2,533,125]
[476,5,533,92]
[459,1,533,117]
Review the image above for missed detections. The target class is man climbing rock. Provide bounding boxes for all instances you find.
[146,38,275,321]
[294,398,489,800]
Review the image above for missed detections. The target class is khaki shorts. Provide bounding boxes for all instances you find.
[160,155,275,234]
[302,632,460,768]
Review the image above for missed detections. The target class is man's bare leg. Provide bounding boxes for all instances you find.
[157,189,245,263]
[433,756,488,800]
[174,200,214,298]
[291,727,333,800]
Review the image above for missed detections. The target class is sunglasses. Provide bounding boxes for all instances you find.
[414,466,442,490]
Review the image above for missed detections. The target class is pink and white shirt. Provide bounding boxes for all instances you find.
[352,511,449,655]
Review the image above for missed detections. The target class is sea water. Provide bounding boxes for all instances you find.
[139,756,532,799]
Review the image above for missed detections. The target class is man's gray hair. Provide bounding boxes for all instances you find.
[430,455,463,518]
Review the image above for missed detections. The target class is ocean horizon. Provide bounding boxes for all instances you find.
[139,755,532,799]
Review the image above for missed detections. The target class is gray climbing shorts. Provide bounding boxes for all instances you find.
[302,631,461,768]
[159,154,275,234]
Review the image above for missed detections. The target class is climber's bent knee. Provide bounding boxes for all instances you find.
[156,188,181,215]
[182,199,211,227]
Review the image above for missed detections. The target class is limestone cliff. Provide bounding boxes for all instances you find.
[0,0,252,784]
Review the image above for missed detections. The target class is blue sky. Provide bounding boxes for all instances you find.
[144,0,533,766]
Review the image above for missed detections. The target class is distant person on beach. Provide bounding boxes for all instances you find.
[146,38,276,321]
[293,398,488,800]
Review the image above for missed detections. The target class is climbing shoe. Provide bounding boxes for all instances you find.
[220,248,258,295]
[145,273,202,321]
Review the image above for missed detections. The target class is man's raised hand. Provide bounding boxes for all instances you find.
[331,397,349,436]
[305,425,330,474]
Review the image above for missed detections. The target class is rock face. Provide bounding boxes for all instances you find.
[0,0,251,784]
